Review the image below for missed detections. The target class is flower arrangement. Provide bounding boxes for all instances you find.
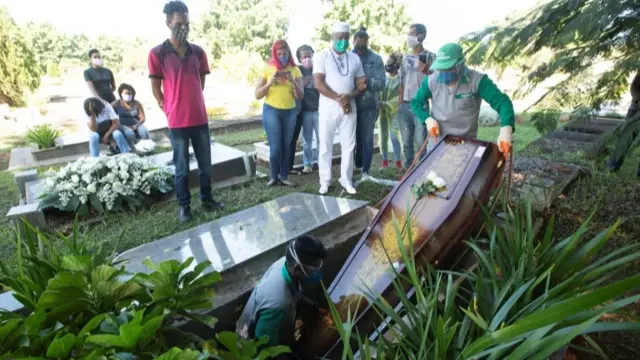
[411,171,447,199]
[39,154,174,215]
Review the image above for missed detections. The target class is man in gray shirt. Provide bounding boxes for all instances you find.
[398,23,437,168]
[236,235,327,357]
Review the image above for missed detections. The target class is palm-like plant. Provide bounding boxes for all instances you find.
[25,124,62,149]
[326,201,640,359]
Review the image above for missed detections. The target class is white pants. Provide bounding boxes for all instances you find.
[318,105,357,186]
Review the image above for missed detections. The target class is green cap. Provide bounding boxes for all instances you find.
[431,43,464,71]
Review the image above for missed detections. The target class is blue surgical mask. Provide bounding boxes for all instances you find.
[279,55,289,65]
[302,268,323,284]
[436,71,459,85]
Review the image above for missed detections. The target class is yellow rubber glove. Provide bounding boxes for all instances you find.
[426,117,440,139]
[497,126,513,154]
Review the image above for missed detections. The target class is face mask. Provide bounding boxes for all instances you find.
[123,94,133,102]
[92,58,103,66]
[333,39,349,53]
[407,35,420,48]
[302,267,323,284]
[354,45,367,53]
[279,55,289,65]
[436,70,459,85]
[301,58,313,69]
[171,24,190,44]
[385,65,398,73]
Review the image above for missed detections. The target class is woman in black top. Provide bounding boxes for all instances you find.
[112,83,151,150]
[84,49,116,103]
[297,45,320,174]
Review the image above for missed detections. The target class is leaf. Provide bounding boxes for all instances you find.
[154,347,207,360]
[61,255,93,272]
[46,333,76,358]
[79,314,107,337]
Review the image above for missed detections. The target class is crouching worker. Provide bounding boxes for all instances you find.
[236,235,327,359]
[411,43,515,155]
[112,83,151,152]
[84,97,129,157]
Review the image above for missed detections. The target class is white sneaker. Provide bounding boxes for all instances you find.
[340,181,357,195]
[319,184,329,195]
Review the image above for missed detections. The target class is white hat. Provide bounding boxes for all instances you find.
[332,22,350,34]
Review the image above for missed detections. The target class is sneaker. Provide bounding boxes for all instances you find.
[288,169,301,175]
[267,179,278,187]
[280,179,296,187]
[302,166,313,174]
[178,205,192,223]
[319,184,329,195]
[202,199,225,211]
[340,181,357,195]
[380,160,389,169]
[396,161,404,170]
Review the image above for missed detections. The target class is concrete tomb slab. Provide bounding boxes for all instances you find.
[147,142,251,189]
[526,137,600,158]
[114,193,368,276]
[6,203,47,238]
[14,170,39,199]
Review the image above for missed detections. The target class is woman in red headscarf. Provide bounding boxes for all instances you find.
[255,40,304,187]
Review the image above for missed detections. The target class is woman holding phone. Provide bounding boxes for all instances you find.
[255,40,304,187]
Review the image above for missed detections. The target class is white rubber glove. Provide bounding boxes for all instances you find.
[426,117,440,138]
[497,126,513,154]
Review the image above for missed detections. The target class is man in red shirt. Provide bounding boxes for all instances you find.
[148,0,224,223]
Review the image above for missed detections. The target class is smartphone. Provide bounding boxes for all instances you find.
[275,70,290,78]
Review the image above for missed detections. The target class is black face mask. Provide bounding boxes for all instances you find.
[385,65,399,73]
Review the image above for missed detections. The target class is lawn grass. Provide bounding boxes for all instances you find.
[214,127,266,147]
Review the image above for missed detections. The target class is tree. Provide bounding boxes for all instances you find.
[0,7,41,106]
[314,0,411,55]
[197,0,289,61]
[24,22,67,73]
[460,0,640,111]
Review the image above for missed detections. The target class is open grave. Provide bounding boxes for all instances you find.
[527,116,624,159]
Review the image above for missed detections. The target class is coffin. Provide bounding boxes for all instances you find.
[297,136,505,359]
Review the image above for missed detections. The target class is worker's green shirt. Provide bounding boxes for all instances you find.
[410,68,515,137]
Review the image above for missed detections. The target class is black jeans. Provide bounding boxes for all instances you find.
[288,111,304,171]
[168,124,213,206]
[608,103,640,175]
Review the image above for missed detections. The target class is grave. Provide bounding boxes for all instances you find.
[8,125,170,171]
[254,130,380,168]
[507,156,583,211]
[14,170,39,202]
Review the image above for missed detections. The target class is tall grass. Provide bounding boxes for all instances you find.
[326,201,640,359]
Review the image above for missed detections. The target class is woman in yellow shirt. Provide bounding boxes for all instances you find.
[255,40,304,187]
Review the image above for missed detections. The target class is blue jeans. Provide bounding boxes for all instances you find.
[302,111,319,167]
[355,109,378,173]
[88,129,129,157]
[121,124,150,151]
[262,104,297,180]
[398,102,427,168]
[168,124,213,206]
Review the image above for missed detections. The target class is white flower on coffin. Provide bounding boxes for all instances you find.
[71,175,80,184]
[426,171,446,189]
[87,183,97,194]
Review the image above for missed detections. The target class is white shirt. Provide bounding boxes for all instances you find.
[86,100,118,125]
[313,48,365,112]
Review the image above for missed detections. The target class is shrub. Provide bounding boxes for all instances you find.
[207,106,230,118]
[39,154,174,215]
[328,201,640,358]
[25,124,63,149]
[0,220,289,359]
[216,51,265,85]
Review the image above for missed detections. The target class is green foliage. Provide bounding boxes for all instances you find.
[461,0,640,110]
[25,124,63,149]
[0,7,41,106]
[216,51,266,84]
[328,201,640,358]
[314,0,411,55]
[197,0,288,61]
[0,221,288,359]
[608,110,640,169]
[529,109,560,135]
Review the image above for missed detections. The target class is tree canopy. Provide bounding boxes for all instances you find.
[196,0,289,61]
[314,0,410,55]
[0,7,40,106]
[460,0,640,111]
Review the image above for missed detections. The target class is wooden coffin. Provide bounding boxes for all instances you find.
[297,136,505,359]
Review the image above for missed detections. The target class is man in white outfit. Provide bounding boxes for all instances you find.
[313,22,366,195]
